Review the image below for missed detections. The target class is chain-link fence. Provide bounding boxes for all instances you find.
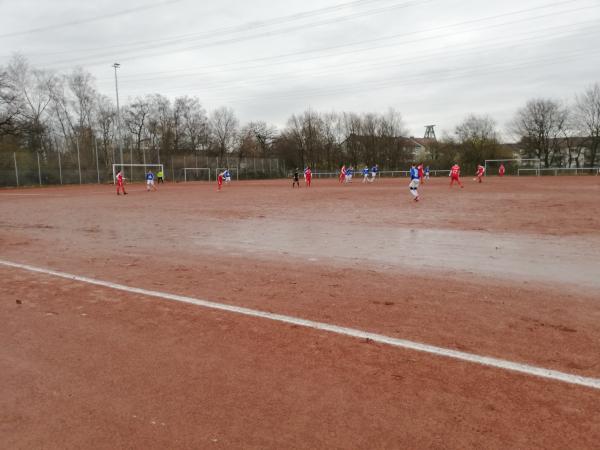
[0,151,286,187]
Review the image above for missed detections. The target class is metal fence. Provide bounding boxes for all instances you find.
[517,167,600,176]
[310,169,451,178]
[0,151,286,187]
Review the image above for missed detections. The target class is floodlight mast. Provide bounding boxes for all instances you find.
[113,63,123,173]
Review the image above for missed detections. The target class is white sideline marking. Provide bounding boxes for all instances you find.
[0,193,44,196]
[2,258,600,391]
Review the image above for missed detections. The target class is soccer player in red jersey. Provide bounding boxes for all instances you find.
[116,170,127,195]
[475,164,485,183]
[304,166,312,187]
[339,165,346,183]
[449,163,464,188]
[417,163,424,183]
[217,171,224,191]
[499,163,506,177]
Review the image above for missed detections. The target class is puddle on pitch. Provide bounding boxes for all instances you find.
[194,219,600,289]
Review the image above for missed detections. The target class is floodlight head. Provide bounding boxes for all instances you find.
[113,63,120,68]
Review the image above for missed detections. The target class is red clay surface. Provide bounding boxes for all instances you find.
[1,176,600,449]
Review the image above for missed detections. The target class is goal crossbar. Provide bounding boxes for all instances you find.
[484,158,540,176]
[518,167,600,176]
[112,163,164,184]
[183,167,211,182]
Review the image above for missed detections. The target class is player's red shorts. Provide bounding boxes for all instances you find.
[451,175,459,181]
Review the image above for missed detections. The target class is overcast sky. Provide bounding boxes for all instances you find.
[1,0,599,138]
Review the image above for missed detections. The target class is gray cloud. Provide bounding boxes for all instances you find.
[1,0,599,137]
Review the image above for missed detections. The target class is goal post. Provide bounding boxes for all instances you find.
[112,163,164,184]
[484,158,541,176]
[182,167,211,182]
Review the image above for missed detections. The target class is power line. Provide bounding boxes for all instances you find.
[0,0,185,39]
[129,44,600,105]
[6,0,408,56]
[37,0,436,68]
[42,0,594,73]
[212,48,600,106]
[96,18,598,89]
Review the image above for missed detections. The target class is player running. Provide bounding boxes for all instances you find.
[304,166,312,187]
[449,163,464,188]
[339,165,346,183]
[417,163,424,183]
[116,170,127,195]
[499,163,506,177]
[292,168,300,188]
[223,168,231,184]
[346,166,354,183]
[424,165,430,181]
[146,170,157,192]
[362,166,370,183]
[475,164,485,183]
[217,171,224,191]
[409,163,420,201]
[369,164,379,182]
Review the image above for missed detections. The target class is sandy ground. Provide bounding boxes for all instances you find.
[1,176,599,449]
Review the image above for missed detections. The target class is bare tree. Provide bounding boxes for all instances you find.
[146,94,173,163]
[321,112,342,171]
[378,108,408,167]
[94,94,116,167]
[285,113,306,168]
[238,121,276,160]
[341,112,363,166]
[284,110,325,169]
[511,99,568,167]
[123,97,150,163]
[209,106,239,161]
[455,114,504,171]
[49,76,77,154]
[175,96,208,152]
[6,54,54,152]
[574,83,600,167]
[0,69,20,135]
[68,68,96,132]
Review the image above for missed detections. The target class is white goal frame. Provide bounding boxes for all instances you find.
[216,167,239,181]
[183,167,211,182]
[112,163,164,184]
[518,167,600,176]
[484,158,540,176]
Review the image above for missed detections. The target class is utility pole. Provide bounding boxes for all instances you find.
[113,63,123,173]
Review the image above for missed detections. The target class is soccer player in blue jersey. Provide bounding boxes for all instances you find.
[345,166,353,183]
[369,164,379,182]
[362,166,370,183]
[146,170,157,192]
[223,169,231,184]
[424,165,430,181]
[409,163,420,201]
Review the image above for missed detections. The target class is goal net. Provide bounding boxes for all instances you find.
[182,167,211,182]
[484,158,540,176]
[112,163,164,184]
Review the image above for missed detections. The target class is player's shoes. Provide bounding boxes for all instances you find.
[414,196,419,202]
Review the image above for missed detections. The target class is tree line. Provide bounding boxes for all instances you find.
[1,54,599,181]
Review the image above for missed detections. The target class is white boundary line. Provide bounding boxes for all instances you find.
[2,258,599,391]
